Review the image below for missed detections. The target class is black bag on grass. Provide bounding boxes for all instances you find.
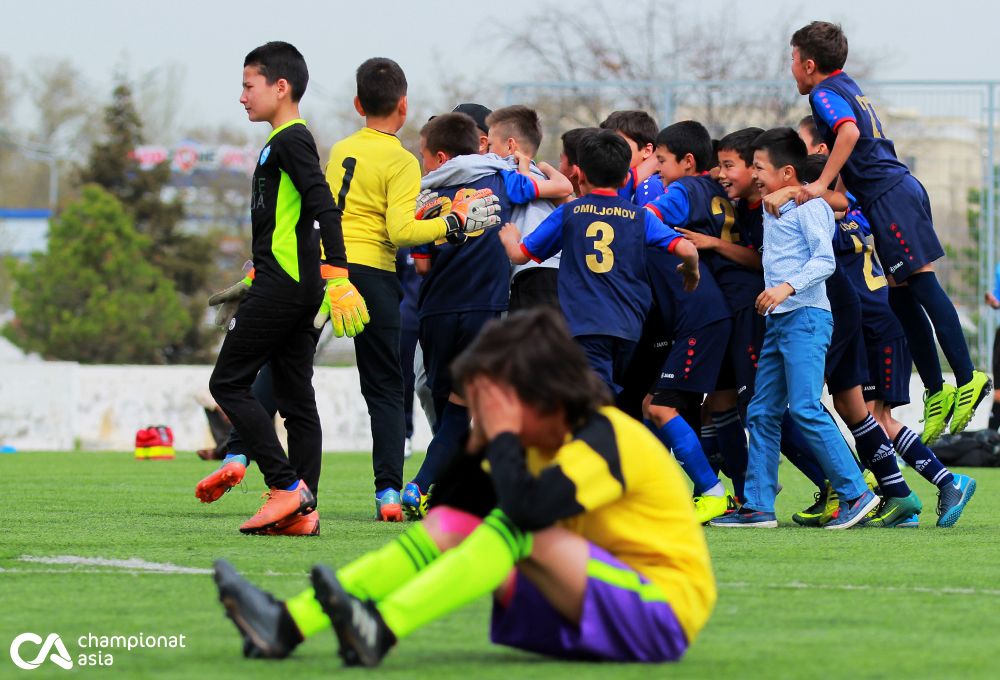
[929,429,1000,467]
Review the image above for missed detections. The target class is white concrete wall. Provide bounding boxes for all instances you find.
[0,363,433,452]
[0,363,988,452]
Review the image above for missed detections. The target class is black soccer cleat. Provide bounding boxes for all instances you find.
[213,559,303,659]
[310,565,396,668]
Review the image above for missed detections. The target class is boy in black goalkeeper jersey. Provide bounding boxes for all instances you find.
[205,42,369,535]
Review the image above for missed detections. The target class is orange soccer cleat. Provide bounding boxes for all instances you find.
[195,457,248,503]
[263,510,320,536]
[239,482,316,534]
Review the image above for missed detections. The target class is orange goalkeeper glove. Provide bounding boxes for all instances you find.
[312,265,370,337]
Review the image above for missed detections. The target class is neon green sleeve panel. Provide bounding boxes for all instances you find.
[274,169,302,282]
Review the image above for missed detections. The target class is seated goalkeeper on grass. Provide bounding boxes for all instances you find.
[213,310,716,666]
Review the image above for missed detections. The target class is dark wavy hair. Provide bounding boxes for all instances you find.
[451,310,611,429]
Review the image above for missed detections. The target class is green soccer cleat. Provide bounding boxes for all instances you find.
[792,485,830,527]
[861,491,922,528]
[949,371,993,435]
[920,385,956,445]
[819,482,840,525]
[694,493,736,525]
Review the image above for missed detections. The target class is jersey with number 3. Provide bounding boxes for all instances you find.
[521,189,682,341]
[810,71,909,207]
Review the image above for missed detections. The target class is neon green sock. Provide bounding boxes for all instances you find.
[377,510,532,640]
[285,523,442,638]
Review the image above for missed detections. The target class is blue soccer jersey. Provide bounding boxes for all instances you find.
[522,189,681,341]
[832,204,903,345]
[810,71,909,207]
[647,175,761,311]
[412,171,514,318]
[635,173,666,206]
[646,251,730,336]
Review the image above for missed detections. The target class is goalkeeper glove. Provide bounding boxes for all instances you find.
[442,188,502,245]
[208,261,254,327]
[313,265,370,337]
[415,189,452,220]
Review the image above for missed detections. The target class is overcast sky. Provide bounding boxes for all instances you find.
[2,0,998,137]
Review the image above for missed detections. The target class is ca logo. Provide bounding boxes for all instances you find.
[9,633,73,671]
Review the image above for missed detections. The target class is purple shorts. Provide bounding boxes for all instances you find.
[489,543,689,663]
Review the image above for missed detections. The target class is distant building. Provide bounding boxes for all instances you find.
[0,208,51,258]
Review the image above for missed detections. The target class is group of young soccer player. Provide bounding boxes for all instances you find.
[203,20,986,667]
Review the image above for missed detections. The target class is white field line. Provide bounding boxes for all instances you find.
[4,556,1000,597]
[3,555,303,577]
[720,580,1000,597]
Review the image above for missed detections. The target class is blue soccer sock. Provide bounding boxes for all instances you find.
[850,415,910,498]
[412,402,469,492]
[284,480,300,492]
[906,272,974,386]
[655,416,721,496]
[888,285,945,393]
[713,408,748,500]
[700,424,721,475]
[780,411,826,491]
[894,426,954,488]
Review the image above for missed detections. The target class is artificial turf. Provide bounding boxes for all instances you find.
[1,451,996,679]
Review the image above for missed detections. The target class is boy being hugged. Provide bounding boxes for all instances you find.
[790,21,991,443]
[711,128,879,529]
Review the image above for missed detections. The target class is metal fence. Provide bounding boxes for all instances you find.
[504,79,1000,368]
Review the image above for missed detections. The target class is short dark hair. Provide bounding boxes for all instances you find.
[244,42,308,102]
[561,127,598,167]
[577,130,632,188]
[356,58,407,117]
[752,127,807,180]
[451,310,611,428]
[599,110,659,149]
[486,105,543,153]
[420,113,479,158]
[798,115,823,148]
[801,153,837,190]
[717,127,765,166]
[791,21,848,73]
[656,121,713,172]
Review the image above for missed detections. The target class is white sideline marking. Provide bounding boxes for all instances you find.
[16,555,211,574]
[720,580,1000,597]
[7,559,998,598]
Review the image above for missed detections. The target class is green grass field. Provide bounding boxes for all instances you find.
[1,451,997,679]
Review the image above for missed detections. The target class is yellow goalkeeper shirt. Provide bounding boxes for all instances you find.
[326,127,448,271]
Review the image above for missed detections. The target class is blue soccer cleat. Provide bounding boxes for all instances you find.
[825,489,880,530]
[401,482,430,521]
[895,514,919,528]
[936,473,976,528]
[709,507,777,528]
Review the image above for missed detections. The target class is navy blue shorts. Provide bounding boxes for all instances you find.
[865,175,945,283]
[826,302,868,394]
[715,306,765,404]
[655,318,732,396]
[576,335,637,395]
[863,335,912,406]
[419,310,500,405]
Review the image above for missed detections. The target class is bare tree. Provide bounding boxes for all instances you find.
[504,1,875,146]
